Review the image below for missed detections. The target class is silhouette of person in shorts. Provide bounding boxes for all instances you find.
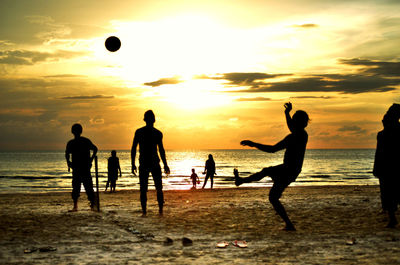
[234,102,309,231]
[65,123,97,211]
[106,150,122,193]
[131,110,170,216]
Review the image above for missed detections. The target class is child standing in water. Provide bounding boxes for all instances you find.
[107,150,122,193]
[190,168,200,189]
[234,102,309,231]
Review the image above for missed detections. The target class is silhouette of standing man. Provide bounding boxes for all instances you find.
[373,103,400,228]
[65,123,97,212]
[234,102,309,231]
[131,110,170,216]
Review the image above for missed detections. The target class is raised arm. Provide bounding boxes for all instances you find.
[284,102,295,133]
[158,134,170,174]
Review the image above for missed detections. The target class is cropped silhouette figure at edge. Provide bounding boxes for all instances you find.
[234,102,309,231]
[373,103,400,228]
[202,154,216,189]
[131,110,170,216]
[65,123,98,212]
[106,150,122,193]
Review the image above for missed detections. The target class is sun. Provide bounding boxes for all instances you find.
[94,13,258,82]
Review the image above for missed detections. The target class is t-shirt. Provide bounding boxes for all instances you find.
[134,126,163,166]
[108,156,120,176]
[66,137,96,170]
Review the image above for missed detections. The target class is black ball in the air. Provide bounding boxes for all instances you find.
[105,36,121,52]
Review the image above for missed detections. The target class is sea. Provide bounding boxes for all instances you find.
[0,149,378,194]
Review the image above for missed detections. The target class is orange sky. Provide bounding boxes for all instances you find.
[0,0,399,150]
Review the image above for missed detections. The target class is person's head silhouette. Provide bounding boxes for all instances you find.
[387,103,400,120]
[192,168,195,173]
[208,154,213,160]
[292,110,309,130]
[111,150,116,157]
[144,110,156,126]
[71,123,83,138]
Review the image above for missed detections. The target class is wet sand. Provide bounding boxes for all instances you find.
[0,185,399,264]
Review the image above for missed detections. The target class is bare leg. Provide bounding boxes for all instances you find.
[269,183,295,231]
[234,168,268,186]
[202,175,209,189]
[69,200,78,212]
[157,189,164,216]
[387,211,398,228]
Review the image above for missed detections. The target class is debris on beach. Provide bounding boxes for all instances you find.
[182,237,193,246]
[24,246,57,253]
[39,246,57,252]
[216,241,229,248]
[232,240,248,248]
[24,247,38,254]
[127,227,140,234]
[163,237,173,246]
[346,238,357,245]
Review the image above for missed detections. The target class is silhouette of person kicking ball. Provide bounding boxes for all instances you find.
[131,110,170,216]
[65,123,98,212]
[234,102,309,231]
[373,103,400,228]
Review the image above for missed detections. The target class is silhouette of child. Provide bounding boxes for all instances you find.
[202,154,216,189]
[106,150,122,193]
[373,103,400,228]
[234,102,309,231]
[190,168,200,189]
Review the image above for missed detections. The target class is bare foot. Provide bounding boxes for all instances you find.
[283,224,296,231]
[233,168,242,186]
[386,220,398,228]
[68,208,78,212]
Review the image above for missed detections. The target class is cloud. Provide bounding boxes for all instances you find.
[0,49,85,65]
[339,58,400,77]
[230,75,398,94]
[338,125,367,134]
[236,97,272,101]
[292,23,319,28]
[290,96,335,99]
[43,74,86,78]
[58,95,114,100]
[200,72,290,87]
[144,77,182,87]
[201,59,400,94]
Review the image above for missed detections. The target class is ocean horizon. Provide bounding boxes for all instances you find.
[0,149,378,194]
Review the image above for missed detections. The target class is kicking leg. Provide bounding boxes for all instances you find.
[234,168,270,186]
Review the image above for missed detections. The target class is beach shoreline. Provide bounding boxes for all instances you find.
[1,185,399,264]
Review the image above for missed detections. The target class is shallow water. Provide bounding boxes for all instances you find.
[0,149,377,193]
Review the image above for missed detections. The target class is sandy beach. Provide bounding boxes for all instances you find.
[0,185,399,264]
